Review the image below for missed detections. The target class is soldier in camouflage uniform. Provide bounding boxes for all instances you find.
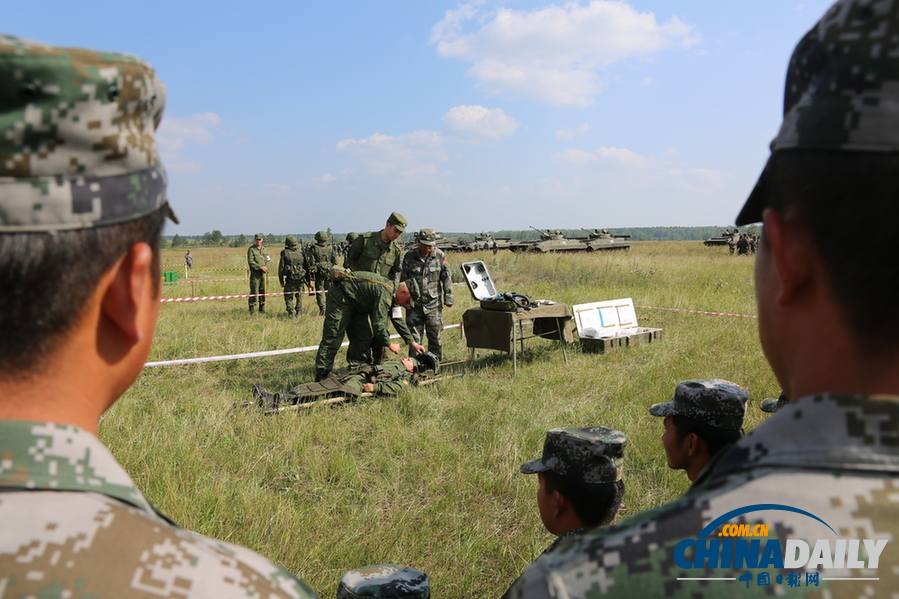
[306,230,336,316]
[504,2,899,596]
[649,379,748,483]
[519,427,626,556]
[247,232,270,314]
[313,270,424,381]
[0,35,317,598]
[279,235,306,318]
[344,212,407,364]
[400,228,454,361]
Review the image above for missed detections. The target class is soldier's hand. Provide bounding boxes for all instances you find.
[388,343,402,354]
[261,266,269,273]
[363,383,375,393]
[411,342,425,355]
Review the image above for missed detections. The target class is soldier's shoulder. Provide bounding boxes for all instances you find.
[0,490,318,598]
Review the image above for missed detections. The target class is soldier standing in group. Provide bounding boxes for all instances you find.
[736,233,750,255]
[306,230,336,316]
[343,212,407,364]
[247,233,270,314]
[343,232,359,267]
[185,249,193,271]
[504,2,899,596]
[278,235,306,318]
[0,34,316,598]
[400,228,454,361]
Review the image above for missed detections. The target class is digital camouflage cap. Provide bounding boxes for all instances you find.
[337,564,430,599]
[387,212,407,232]
[417,229,436,246]
[760,392,789,413]
[0,34,176,232]
[649,379,749,431]
[520,426,626,484]
[737,0,899,225]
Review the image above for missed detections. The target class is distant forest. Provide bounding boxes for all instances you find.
[165,225,758,248]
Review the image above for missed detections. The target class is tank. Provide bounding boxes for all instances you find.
[509,227,587,253]
[704,228,740,247]
[458,233,513,252]
[577,228,631,252]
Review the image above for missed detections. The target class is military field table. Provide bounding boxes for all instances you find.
[461,303,575,373]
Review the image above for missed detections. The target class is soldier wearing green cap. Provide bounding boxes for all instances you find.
[505,2,899,596]
[0,34,316,598]
[279,235,306,318]
[519,427,626,556]
[649,379,748,483]
[247,232,270,314]
[306,230,336,315]
[344,212,408,364]
[313,270,423,381]
[400,228,454,361]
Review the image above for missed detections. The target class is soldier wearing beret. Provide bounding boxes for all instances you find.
[519,427,626,556]
[649,379,748,482]
[247,232,270,314]
[344,212,409,364]
[306,230,336,316]
[400,228,454,361]
[0,34,316,598]
[279,235,306,318]
[504,2,899,596]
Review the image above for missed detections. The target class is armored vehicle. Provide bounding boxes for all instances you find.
[509,227,586,253]
[577,228,631,252]
[704,228,740,247]
[458,233,512,252]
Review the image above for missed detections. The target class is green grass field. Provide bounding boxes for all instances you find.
[104,242,777,597]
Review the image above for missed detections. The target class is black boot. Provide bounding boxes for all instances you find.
[252,384,279,409]
[314,369,330,382]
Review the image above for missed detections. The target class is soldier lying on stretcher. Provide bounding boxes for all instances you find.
[251,352,440,410]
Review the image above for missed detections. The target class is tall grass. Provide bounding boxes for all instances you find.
[102,242,776,597]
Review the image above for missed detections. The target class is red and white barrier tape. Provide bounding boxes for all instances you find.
[635,305,756,319]
[162,290,325,302]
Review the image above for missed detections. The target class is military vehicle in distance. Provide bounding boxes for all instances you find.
[577,228,631,252]
[704,228,740,247]
[510,227,586,253]
[457,233,513,252]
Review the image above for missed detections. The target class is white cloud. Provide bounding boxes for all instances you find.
[336,130,448,176]
[443,105,518,141]
[431,1,698,106]
[552,146,653,168]
[555,123,591,140]
[156,113,223,173]
[642,76,655,87]
[666,167,727,190]
[320,173,337,183]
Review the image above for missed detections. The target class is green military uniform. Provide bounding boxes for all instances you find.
[343,212,407,364]
[400,229,454,360]
[247,234,270,314]
[313,270,413,379]
[0,420,318,598]
[306,231,336,316]
[278,236,306,317]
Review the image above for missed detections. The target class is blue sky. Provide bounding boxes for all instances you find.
[10,1,834,236]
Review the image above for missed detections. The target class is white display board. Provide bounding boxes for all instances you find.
[571,298,638,339]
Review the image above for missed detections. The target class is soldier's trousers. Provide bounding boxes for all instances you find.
[249,271,266,311]
[314,274,330,312]
[314,282,369,375]
[346,313,374,365]
[406,308,444,361]
[283,280,303,314]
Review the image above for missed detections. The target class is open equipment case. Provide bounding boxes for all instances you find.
[460,260,524,311]
[572,298,663,353]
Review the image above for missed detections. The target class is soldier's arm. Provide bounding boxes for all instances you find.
[278,254,286,286]
[440,256,454,307]
[345,236,363,270]
[373,377,410,396]
[387,245,402,282]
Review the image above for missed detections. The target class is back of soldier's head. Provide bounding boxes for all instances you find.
[0,34,175,378]
[734,2,899,355]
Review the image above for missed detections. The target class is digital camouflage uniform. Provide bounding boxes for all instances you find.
[506,2,899,596]
[0,421,318,598]
[337,564,429,599]
[313,270,413,378]
[247,235,270,313]
[279,236,306,317]
[343,213,406,364]
[0,35,317,597]
[306,235,336,315]
[400,232,454,361]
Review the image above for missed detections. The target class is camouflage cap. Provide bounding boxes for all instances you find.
[285,235,298,247]
[0,34,176,232]
[417,229,436,246]
[315,230,329,241]
[387,211,407,232]
[337,564,430,599]
[346,232,359,242]
[760,392,789,413]
[649,379,749,431]
[520,426,626,484]
[254,233,264,240]
[737,0,899,225]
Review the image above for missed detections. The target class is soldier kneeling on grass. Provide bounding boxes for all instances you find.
[252,352,439,409]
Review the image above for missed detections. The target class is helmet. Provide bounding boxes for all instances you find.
[416,351,439,374]
[315,230,329,242]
